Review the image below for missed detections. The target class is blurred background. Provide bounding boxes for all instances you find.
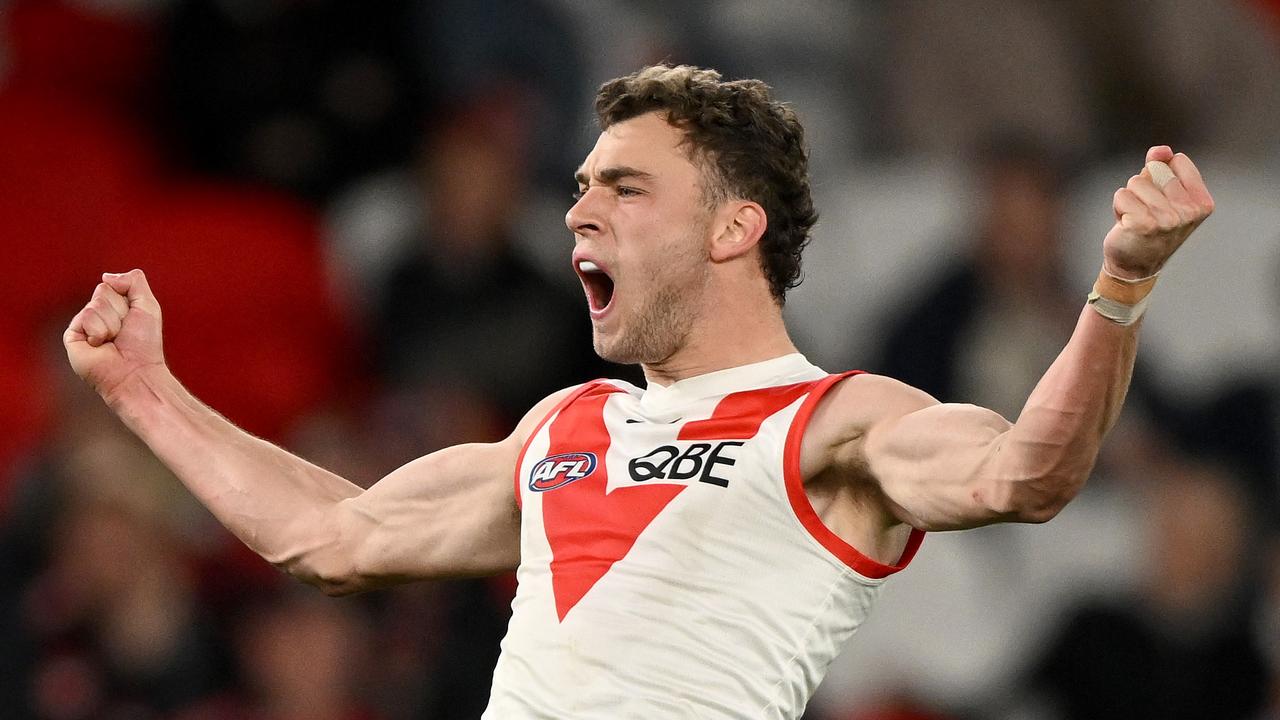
[1,0,1278,718]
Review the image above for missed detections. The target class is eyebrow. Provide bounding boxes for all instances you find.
[573,165,656,187]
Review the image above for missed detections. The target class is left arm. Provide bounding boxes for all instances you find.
[840,146,1214,531]
[854,305,1136,530]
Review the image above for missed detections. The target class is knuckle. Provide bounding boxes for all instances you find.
[1173,202,1202,223]
[1126,213,1157,234]
[1133,216,1157,234]
[1153,209,1180,228]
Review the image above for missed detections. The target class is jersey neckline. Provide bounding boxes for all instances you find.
[640,353,824,415]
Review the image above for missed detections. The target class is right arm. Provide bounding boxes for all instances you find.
[65,269,566,595]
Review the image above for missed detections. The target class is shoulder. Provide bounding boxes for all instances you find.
[800,373,939,477]
[811,373,938,440]
[501,379,635,448]
[506,384,586,442]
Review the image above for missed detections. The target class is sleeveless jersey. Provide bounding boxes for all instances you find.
[482,354,924,719]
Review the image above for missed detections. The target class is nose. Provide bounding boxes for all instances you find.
[565,188,603,237]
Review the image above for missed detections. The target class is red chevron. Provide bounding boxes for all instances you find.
[540,379,821,621]
[677,381,812,440]
[541,383,679,621]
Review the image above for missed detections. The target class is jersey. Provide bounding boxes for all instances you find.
[482,354,925,719]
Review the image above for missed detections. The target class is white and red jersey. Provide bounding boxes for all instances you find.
[482,354,924,719]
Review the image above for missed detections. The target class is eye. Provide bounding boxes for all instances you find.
[572,188,586,201]
[616,186,641,197]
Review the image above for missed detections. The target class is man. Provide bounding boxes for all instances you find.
[64,65,1214,718]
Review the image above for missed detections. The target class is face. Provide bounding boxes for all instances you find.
[567,113,717,364]
[982,165,1064,278]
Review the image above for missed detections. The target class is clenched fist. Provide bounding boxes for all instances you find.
[1103,145,1215,280]
[63,269,166,404]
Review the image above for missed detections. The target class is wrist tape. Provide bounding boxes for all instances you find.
[1086,268,1157,325]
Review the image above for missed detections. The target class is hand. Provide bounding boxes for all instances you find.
[63,269,167,403]
[1102,146,1215,280]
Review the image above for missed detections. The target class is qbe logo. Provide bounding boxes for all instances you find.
[529,452,598,492]
[627,441,745,488]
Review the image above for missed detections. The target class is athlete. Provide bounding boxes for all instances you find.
[64,65,1214,718]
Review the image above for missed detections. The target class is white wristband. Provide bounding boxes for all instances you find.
[1087,289,1150,325]
[1086,267,1158,326]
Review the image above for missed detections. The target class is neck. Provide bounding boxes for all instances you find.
[641,291,797,386]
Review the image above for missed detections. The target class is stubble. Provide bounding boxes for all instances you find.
[595,236,709,366]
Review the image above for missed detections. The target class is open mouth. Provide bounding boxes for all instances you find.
[576,259,616,315]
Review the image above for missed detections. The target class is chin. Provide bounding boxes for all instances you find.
[592,334,637,365]
[591,289,694,366]
[593,331,678,367]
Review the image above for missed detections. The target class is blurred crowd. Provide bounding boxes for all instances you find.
[1,1,1278,719]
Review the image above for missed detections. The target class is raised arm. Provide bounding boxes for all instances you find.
[822,147,1213,532]
[64,269,564,594]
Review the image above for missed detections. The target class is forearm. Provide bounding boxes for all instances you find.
[107,366,363,573]
[987,304,1139,518]
[991,148,1212,515]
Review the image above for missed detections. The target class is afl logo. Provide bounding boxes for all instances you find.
[529,452,598,492]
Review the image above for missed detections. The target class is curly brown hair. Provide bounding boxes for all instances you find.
[594,64,818,304]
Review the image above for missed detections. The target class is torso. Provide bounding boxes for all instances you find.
[483,354,924,719]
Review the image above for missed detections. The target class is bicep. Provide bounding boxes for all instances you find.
[863,394,1017,531]
[336,440,522,588]
[327,385,579,590]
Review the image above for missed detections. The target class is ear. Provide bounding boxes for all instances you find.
[709,201,767,262]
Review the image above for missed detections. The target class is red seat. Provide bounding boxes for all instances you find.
[100,181,360,441]
[0,91,156,505]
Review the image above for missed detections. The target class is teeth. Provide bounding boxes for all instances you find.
[578,260,601,273]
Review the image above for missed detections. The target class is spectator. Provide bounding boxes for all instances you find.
[1254,537,1280,719]
[1026,459,1269,719]
[17,427,227,719]
[872,134,1080,416]
[373,99,632,426]
[193,590,381,720]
